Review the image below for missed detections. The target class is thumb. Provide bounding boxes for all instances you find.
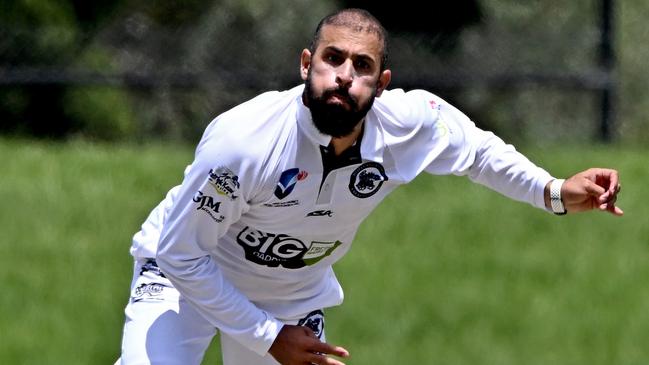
[580,178,606,196]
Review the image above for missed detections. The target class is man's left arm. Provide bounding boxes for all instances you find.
[463,128,624,216]
[425,98,623,216]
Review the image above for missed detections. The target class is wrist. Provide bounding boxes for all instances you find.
[546,179,567,215]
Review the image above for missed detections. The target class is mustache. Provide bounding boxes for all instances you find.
[321,87,358,108]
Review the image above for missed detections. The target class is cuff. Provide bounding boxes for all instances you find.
[534,174,555,212]
[247,315,285,356]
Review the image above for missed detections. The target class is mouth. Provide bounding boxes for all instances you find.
[328,94,347,104]
[326,91,354,109]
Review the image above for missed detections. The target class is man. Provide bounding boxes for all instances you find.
[117,8,622,365]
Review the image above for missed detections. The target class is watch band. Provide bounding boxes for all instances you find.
[550,179,567,215]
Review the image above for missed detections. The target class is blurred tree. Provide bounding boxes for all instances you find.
[0,0,131,139]
[1,0,77,137]
[90,0,338,141]
[451,0,604,143]
[339,1,490,134]
[1,1,645,144]
[342,0,483,51]
[0,0,341,140]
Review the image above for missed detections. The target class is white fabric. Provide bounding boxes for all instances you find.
[119,261,217,365]
[117,260,324,365]
[125,84,554,358]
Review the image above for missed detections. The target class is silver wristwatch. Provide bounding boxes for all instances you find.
[550,179,567,215]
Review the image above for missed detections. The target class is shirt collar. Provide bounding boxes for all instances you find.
[360,109,384,163]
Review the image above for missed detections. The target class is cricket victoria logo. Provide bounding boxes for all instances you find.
[349,162,388,198]
[236,227,342,269]
[274,168,308,200]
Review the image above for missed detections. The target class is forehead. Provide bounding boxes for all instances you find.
[315,24,383,61]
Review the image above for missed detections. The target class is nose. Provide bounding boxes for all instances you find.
[335,60,353,88]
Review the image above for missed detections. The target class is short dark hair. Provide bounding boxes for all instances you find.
[309,8,389,71]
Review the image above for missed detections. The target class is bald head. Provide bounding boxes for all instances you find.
[310,8,388,71]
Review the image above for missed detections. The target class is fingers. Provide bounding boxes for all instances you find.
[588,168,620,197]
[611,205,624,216]
[269,325,350,365]
[308,352,348,365]
[311,341,350,358]
[582,178,606,197]
[599,188,624,216]
[563,168,623,215]
[299,325,349,358]
[602,168,619,195]
[303,331,349,365]
[589,169,622,216]
[599,201,623,215]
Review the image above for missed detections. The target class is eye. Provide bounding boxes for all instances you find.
[325,53,343,65]
[354,59,371,72]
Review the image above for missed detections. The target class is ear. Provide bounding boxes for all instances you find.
[375,69,392,97]
[300,49,312,81]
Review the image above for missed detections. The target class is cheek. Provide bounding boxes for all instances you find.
[311,62,336,79]
[310,67,337,89]
[350,79,378,100]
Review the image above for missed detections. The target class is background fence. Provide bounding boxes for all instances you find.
[1,0,647,144]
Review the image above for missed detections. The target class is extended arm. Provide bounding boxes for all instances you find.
[421,95,622,216]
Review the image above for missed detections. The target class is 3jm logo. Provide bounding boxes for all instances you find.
[193,191,221,212]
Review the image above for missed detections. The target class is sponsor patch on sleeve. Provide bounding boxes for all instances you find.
[193,191,225,223]
[208,167,240,201]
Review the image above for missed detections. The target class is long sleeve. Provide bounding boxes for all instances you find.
[377,90,552,209]
[155,122,284,356]
[399,91,554,210]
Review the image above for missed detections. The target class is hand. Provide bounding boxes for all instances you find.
[268,325,350,365]
[558,168,623,216]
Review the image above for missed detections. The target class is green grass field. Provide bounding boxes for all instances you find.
[1,138,647,364]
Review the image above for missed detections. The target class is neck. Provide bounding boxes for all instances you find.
[330,120,364,156]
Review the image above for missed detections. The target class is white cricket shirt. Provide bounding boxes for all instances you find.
[130,85,554,355]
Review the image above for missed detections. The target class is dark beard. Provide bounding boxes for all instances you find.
[304,72,377,138]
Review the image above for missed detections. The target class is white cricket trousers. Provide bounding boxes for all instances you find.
[116,259,326,365]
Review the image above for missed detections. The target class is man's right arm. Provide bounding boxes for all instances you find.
[155,140,285,356]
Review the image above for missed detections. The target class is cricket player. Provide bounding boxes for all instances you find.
[116,8,623,365]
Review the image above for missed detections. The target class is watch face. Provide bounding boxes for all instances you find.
[550,179,566,214]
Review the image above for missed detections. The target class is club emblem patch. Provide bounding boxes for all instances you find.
[349,162,388,198]
[297,310,325,339]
